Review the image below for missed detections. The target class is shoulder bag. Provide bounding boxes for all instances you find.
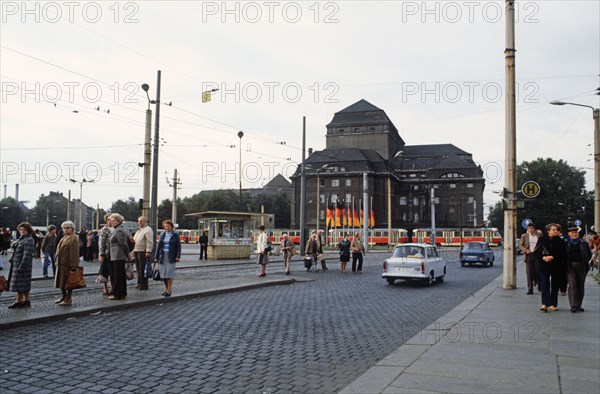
[65,267,87,290]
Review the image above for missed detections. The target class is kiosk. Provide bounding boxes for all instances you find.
[185,211,274,260]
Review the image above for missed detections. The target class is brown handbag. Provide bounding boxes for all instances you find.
[65,267,87,290]
[0,275,7,292]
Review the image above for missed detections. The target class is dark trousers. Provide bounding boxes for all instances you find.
[567,262,586,308]
[539,271,560,307]
[352,252,363,272]
[199,244,208,260]
[110,260,127,299]
[525,254,539,290]
[134,252,148,289]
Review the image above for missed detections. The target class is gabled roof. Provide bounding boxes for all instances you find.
[290,148,391,178]
[402,144,469,157]
[338,99,382,113]
[326,99,395,128]
[262,174,291,189]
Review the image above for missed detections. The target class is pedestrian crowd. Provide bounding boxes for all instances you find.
[0,215,184,309]
[519,223,597,313]
[2,219,596,312]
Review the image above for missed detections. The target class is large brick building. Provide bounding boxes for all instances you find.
[290,99,484,232]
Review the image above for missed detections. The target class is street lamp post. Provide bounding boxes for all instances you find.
[238,131,244,212]
[142,71,162,254]
[141,83,153,219]
[550,101,600,232]
[69,178,94,231]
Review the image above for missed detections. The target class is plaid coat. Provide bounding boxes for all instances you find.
[9,234,35,293]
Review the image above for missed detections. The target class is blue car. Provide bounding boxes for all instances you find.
[460,242,495,267]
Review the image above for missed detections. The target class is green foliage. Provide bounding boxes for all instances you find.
[487,158,592,234]
[110,197,142,221]
[0,198,26,229]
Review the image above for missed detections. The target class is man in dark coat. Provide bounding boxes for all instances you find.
[198,230,208,261]
[565,227,592,313]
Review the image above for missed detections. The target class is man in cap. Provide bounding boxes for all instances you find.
[565,226,592,313]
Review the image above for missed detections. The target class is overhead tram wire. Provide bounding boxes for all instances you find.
[1,49,301,151]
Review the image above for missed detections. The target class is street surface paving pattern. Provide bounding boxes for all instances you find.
[0,248,503,393]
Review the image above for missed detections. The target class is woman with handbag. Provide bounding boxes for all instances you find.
[338,233,351,273]
[108,213,130,300]
[54,221,81,306]
[7,222,35,309]
[155,220,181,297]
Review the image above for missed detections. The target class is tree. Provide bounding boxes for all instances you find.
[487,158,591,234]
[0,198,26,229]
[110,197,141,221]
[29,192,69,227]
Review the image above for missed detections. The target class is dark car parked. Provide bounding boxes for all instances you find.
[460,242,495,267]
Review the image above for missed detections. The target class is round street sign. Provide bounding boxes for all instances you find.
[522,218,532,229]
[574,219,582,226]
[521,181,540,198]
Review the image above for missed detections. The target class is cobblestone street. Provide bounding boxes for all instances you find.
[1,250,504,393]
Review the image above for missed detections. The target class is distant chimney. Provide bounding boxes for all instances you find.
[308,148,313,155]
[15,184,19,202]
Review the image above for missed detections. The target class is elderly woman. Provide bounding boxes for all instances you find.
[256,225,269,277]
[7,222,35,309]
[155,220,181,297]
[54,221,81,306]
[109,213,130,300]
[280,233,294,275]
[98,213,113,295]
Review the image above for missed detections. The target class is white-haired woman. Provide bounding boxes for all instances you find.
[109,213,130,300]
[54,221,81,306]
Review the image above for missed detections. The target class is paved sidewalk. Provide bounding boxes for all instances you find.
[0,273,298,330]
[341,264,600,394]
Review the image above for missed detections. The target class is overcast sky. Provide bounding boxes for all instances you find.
[1,0,598,221]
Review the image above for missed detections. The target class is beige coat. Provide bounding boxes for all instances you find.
[54,233,80,289]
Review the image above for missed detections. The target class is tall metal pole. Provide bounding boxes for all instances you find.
[78,181,83,231]
[142,107,152,218]
[503,0,517,289]
[238,131,244,212]
[67,190,71,222]
[150,70,161,254]
[316,171,320,232]
[594,109,599,233]
[172,169,178,225]
[550,103,599,232]
[387,175,392,250]
[430,188,436,246]
[363,172,369,253]
[299,116,307,253]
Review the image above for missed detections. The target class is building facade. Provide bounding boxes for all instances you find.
[290,99,485,233]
